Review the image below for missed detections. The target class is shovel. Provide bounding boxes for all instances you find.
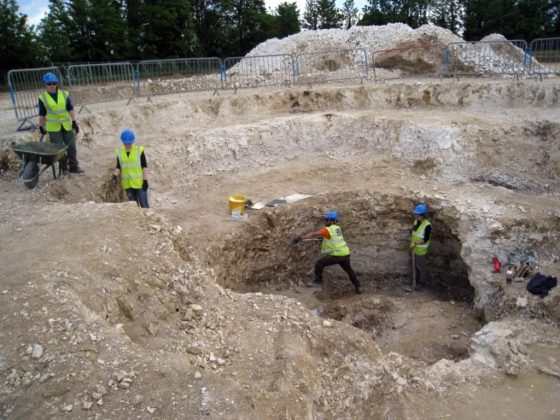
[405,250,416,293]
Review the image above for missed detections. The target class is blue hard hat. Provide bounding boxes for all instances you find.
[43,72,58,83]
[413,203,428,215]
[324,211,339,221]
[120,129,135,144]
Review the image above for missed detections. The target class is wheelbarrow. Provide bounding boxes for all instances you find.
[11,136,68,189]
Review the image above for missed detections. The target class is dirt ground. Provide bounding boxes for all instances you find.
[1,78,560,419]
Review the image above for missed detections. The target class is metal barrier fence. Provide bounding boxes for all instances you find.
[444,40,528,77]
[6,38,560,128]
[223,54,293,91]
[7,66,65,131]
[528,38,560,75]
[372,44,445,82]
[67,62,136,112]
[137,58,222,98]
[294,48,368,86]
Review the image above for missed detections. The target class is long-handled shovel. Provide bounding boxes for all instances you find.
[405,249,416,293]
[412,251,416,291]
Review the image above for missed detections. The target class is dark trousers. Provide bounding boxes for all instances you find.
[315,254,360,287]
[49,129,78,171]
[126,188,149,208]
[414,254,428,285]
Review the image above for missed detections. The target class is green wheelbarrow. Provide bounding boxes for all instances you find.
[11,137,68,189]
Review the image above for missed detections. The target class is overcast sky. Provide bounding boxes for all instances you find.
[19,0,368,27]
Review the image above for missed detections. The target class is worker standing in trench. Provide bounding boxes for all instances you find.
[292,211,362,294]
[410,203,431,291]
[112,129,150,208]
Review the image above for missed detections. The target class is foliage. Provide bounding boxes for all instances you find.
[3,0,559,72]
[303,0,342,29]
[342,0,358,29]
[463,0,559,40]
[0,0,43,83]
[275,2,300,38]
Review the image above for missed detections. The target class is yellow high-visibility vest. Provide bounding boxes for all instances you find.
[39,90,72,132]
[320,224,350,256]
[411,219,431,256]
[116,145,144,189]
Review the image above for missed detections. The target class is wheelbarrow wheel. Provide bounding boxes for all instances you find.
[22,161,39,189]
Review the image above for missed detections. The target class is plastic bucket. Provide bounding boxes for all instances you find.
[228,195,245,215]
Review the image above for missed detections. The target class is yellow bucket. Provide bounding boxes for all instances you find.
[228,195,245,215]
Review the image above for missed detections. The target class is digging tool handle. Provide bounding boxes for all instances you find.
[412,251,416,290]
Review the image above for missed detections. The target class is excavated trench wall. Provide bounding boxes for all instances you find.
[27,80,559,322]
[203,192,474,302]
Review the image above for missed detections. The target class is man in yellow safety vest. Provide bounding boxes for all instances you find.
[292,211,362,294]
[410,203,432,290]
[38,72,84,176]
[112,129,149,208]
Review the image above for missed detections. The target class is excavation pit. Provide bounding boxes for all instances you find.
[203,194,481,363]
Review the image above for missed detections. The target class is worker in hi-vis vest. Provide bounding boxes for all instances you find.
[292,211,362,294]
[112,129,149,208]
[410,203,431,290]
[38,72,84,176]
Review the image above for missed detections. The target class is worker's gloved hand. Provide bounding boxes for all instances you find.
[39,126,46,135]
[291,236,302,245]
[112,175,119,187]
[142,180,149,191]
[72,120,79,134]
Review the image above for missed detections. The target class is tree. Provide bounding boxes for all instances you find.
[463,0,520,40]
[316,0,342,28]
[304,0,341,29]
[303,0,319,29]
[430,0,463,34]
[359,0,429,28]
[38,0,74,63]
[136,0,198,58]
[89,0,129,60]
[191,0,224,56]
[0,0,43,81]
[342,0,358,29]
[221,0,274,56]
[275,2,300,38]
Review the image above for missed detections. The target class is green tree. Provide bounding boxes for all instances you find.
[430,0,462,34]
[38,0,74,63]
[316,0,342,28]
[359,0,429,28]
[89,0,129,60]
[221,0,274,56]
[191,0,225,56]
[275,2,300,38]
[511,0,559,38]
[136,0,198,58]
[0,0,43,81]
[303,0,319,29]
[463,0,520,40]
[342,0,358,29]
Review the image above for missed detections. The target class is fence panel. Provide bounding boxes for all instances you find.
[294,48,368,86]
[372,44,445,82]
[444,40,528,77]
[528,38,560,75]
[222,54,293,90]
[137,58,222,97]
[7,66,65,131]
[67,62,135,111]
